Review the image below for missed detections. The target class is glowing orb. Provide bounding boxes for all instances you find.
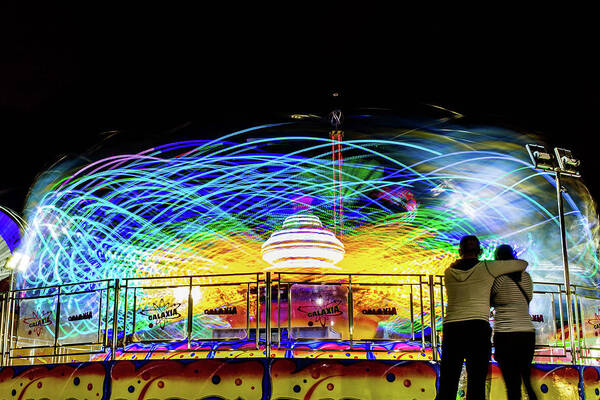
[261,214,345,270]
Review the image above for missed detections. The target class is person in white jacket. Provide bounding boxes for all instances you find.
[437,236,527,400]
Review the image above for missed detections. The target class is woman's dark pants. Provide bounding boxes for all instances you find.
[494,331,537,400]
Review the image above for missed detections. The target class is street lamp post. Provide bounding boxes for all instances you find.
[525,144,581,363]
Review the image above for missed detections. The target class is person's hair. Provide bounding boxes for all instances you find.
[458,235,481,258]
[494,244,516,260]
[494,244,522,281]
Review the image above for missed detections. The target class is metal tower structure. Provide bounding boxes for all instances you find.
[329,96,344,237]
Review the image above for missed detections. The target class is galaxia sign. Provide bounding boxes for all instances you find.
[68,311,92,321]
[26,315,51,328]
[297,300,344,327]
[147,307,180,321]
[306,304,342,318]
[140,299,182,329]
[204,307,237,315]
[361,307,397,315]
[291,285,348,329]
[22,310,53,336]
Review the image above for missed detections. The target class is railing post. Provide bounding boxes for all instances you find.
[348,274,354,349]
[572,287,580,361]
[277,273,281,349]
[131,288,137,340]
[0,293,6,367]
[53,286,62,364]
[550,292,556,361]
[187,277,193,350]
[97,285,104,345]
[9,292,15,365]
[122,280,129,347]
[246,283,250,341]
[428,275,438,361]
[111,279,120,361]
[287,282,292,343]
[103,282,110,348]
[410,284,415,340]
[578,290,588,359]
[438,275,445,323]
[265,272,271,359]
[557,285,566,352]
[3,270,15,366]
[419,276,425,350]
[255,274,259,350]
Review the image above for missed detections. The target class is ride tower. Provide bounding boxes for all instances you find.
[328,95,344,237]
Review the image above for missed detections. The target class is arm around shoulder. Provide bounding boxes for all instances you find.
[486,259,528,277]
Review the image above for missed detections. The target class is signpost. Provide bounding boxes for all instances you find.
[525,144,582,362]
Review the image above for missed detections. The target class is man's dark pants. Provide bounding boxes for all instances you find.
[437,320,492,400]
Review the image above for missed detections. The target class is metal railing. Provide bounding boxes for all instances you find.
[0,272,598,366]
[1,279,116,365]
[575,284,600,360]
[270,272,444,360]
[116,273,264,355]
[520,282,600,364]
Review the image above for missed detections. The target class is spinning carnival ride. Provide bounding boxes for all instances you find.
[8,114,600,353]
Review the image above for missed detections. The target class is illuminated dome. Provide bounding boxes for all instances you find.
[261,214,345,270]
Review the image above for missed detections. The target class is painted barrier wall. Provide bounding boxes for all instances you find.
[0,358,597,399]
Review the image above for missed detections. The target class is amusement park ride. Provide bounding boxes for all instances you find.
[329,101,344,237]
[0,103,599,398]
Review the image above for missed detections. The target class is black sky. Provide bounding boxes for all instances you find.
[1,5,598,212]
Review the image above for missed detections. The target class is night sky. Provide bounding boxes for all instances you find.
[1,5,598,213]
